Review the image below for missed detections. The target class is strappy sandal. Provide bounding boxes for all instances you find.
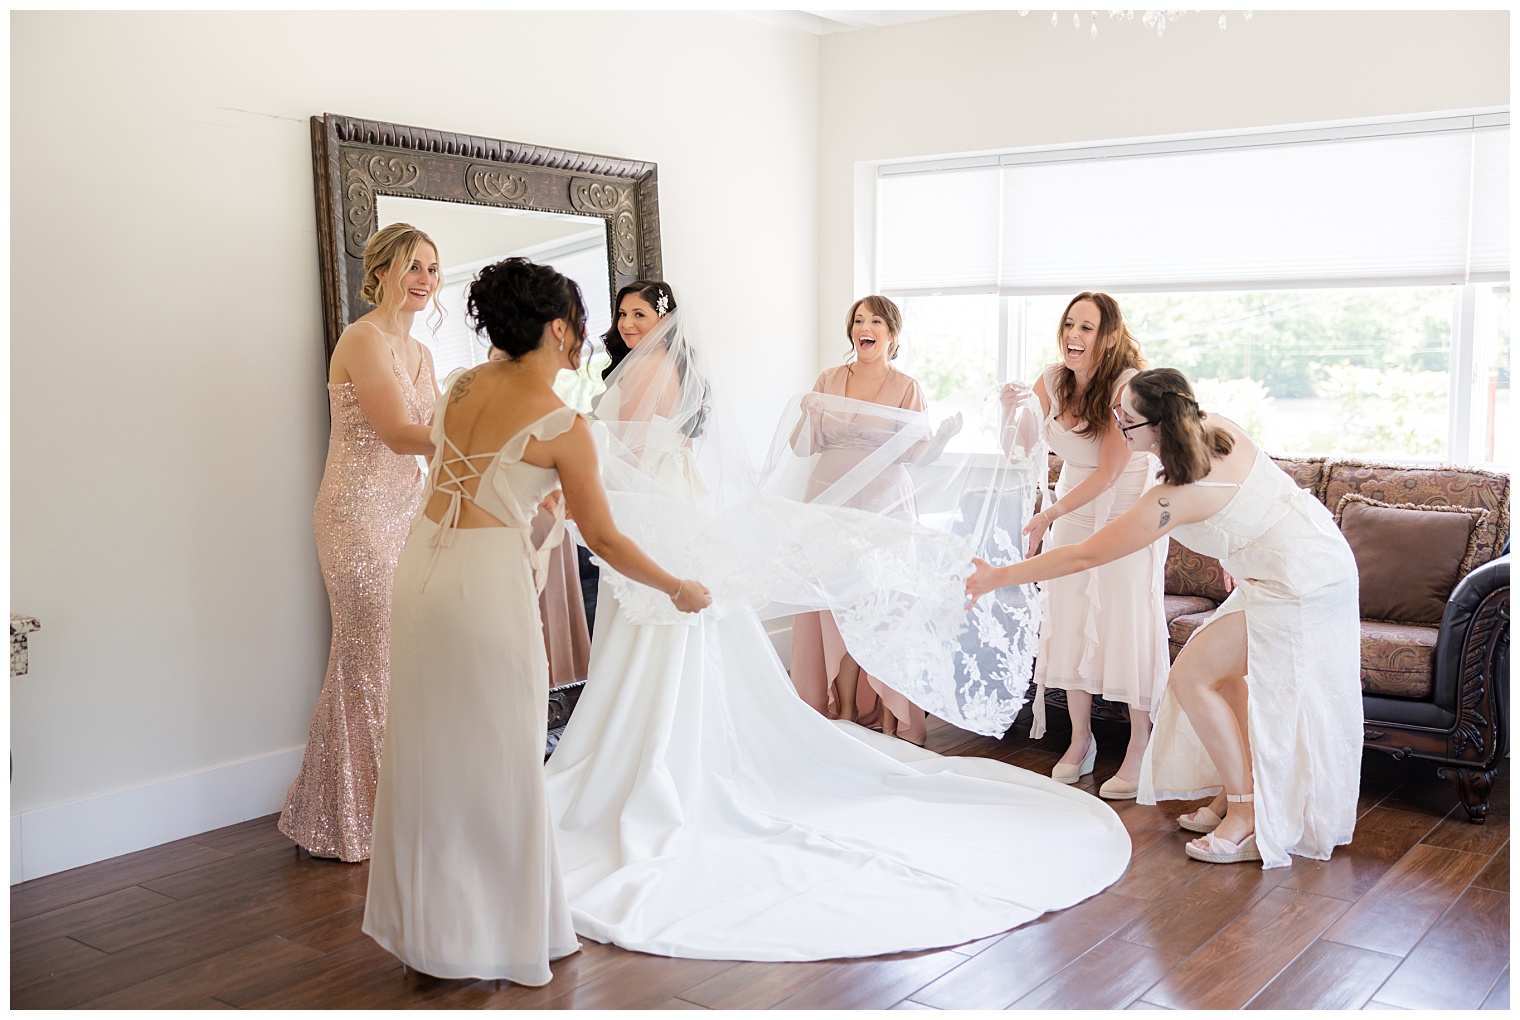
[1184,793,1260,863]
[1177,805,1223,834]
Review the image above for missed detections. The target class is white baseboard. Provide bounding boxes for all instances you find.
[11,624,801,886]
[11,746,303,885]
[11,814,23,885]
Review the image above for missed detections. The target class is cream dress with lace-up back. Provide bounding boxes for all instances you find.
[364,370,581,983]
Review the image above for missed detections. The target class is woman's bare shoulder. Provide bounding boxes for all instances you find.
[1209,413,1256,451]
[337,318,387,347]
[329,320,394,381]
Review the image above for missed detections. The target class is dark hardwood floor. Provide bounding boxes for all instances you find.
[11,718,1509,1009]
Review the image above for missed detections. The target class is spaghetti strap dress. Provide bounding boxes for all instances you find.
[280,341,434,861]
[363,370,581,982]
[1139,445,1363,869]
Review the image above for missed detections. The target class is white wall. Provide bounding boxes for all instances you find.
[10,10,819,880]
[10,8,1510,882]
[816,10,1510,368]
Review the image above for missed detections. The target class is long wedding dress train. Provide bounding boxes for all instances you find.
[544,315,1131,960]
[546,578,1132,960]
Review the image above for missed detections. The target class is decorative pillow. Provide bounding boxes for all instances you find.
[1334,494,1490,625]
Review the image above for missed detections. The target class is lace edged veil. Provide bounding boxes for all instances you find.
[582,307,1046,737]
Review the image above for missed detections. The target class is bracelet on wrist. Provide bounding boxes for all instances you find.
[668,579,683,601]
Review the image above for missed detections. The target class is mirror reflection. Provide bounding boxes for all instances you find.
[376,195,613,410]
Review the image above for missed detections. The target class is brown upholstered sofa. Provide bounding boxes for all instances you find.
[1159,456,1510,822]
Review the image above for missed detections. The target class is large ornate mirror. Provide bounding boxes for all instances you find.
[311,113,662,368]
[310,113,661,743]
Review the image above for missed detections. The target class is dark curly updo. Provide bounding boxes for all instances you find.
[468,257,586,360]
[602,279,677,381]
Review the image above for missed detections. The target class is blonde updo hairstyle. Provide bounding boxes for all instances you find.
[361,222,442,322]
[845,295,903,362]
[1127,368,1235,486]
[1053,291,1147,436]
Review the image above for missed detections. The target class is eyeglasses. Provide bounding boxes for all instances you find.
[1112,406,1156,437]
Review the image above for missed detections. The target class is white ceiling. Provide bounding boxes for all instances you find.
[739,10,968,35]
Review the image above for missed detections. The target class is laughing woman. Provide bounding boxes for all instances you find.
[967,367,1361,868]
[788,295,958,746]
[1007,292,1169,798]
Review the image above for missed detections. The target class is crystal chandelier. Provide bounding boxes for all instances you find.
[1018,10,1254,39]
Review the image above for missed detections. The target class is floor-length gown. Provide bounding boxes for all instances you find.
[1033,365,1169,736]
[364,388,581,982]
[1138,445,1362,869]
[545,416,1132,962]
[789,364,929,744]
[279,345,434,861]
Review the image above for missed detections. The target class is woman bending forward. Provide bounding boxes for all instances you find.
[968,367,1361,868]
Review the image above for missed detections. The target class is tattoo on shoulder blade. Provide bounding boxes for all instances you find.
[449,369,478,404]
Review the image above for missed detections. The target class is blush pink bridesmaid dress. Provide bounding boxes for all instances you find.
[788,363,930,745]
[278,344,434,862]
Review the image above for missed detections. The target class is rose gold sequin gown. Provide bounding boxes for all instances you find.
[279,345,434,861]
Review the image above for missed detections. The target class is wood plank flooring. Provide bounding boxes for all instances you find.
[11,717,1508,1009]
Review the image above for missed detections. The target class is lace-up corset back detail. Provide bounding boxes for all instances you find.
[417,369,581,592]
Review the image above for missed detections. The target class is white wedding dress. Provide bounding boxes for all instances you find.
[544,324,1132,961]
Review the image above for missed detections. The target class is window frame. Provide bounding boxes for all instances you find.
[864,110,1510,467]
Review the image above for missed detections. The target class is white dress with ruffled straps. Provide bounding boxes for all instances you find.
[364,371,582,982]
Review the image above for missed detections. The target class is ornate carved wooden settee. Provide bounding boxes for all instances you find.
[1159,456,1511,822]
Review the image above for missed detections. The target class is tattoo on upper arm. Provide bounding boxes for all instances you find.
[449,369,478,405]
[1157,497,1171,529]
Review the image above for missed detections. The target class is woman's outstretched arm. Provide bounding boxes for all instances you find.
[966,482,1199,608]
[550,417,711,613]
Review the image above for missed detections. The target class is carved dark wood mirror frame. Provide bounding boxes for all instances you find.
[310,112,662,363]
[310,113,657,748]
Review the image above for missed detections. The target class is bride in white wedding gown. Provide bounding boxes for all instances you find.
[544,303,1132,962]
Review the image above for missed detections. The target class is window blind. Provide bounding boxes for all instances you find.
[876,116,1509,294]
[876,166,1001,291]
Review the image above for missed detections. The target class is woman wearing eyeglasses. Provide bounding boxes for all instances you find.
[968,367,1361,868]
[1000,292,1169,798]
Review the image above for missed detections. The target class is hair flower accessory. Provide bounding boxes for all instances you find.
[656,293,670,317]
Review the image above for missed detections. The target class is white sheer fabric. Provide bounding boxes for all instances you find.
[548,311,1130,960]
[754,386,1047,736]
[583,310,1047,737]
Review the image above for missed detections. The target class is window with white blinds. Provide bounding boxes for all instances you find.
[876,115,1509,295]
